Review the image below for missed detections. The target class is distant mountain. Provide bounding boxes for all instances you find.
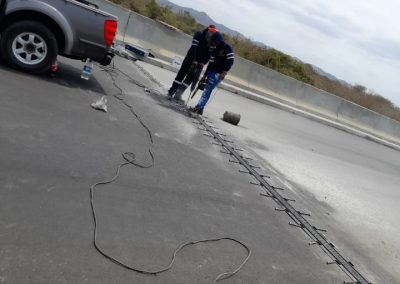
[156,0,244,38]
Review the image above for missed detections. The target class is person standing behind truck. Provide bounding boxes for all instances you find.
[190,32,234,115]
[167,25,218,102]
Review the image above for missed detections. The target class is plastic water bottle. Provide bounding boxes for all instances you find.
[81,59,93,80]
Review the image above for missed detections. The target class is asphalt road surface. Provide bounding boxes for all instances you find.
[0,56,398,283]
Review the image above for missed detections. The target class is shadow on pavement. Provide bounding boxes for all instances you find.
[48,61,106,95]
[0,58,106,95]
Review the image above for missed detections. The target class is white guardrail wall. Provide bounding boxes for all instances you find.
[93,0,400,146]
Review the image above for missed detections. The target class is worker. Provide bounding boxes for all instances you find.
[190,32,234,115]
[167,25,218,102]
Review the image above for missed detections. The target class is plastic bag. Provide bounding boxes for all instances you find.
[91,96,108,112]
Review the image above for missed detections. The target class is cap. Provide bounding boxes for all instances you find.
[211,32,224,44]
[208,24,218,34]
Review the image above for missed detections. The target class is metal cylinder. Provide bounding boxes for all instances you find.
[223,111,241,126]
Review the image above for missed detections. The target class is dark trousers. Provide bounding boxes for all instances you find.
[168,57,197,96]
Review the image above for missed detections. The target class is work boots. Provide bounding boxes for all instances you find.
[173,86,186,104]
[189,107,203,115]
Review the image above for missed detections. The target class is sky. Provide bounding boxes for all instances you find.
[170,0,400,106]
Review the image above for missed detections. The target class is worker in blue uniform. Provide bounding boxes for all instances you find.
[190,32,234,115]
[167,25,218,102]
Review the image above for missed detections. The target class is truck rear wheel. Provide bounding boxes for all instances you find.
[0,20,58,74]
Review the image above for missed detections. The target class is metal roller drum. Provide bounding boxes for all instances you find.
[223,111,241,125]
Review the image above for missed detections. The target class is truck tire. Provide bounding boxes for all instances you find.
[0,20,58,74]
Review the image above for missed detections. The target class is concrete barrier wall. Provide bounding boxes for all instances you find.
[124,14,191,60]
[337,101,400,141]
[94,0,191,59]
[93,0,400,145]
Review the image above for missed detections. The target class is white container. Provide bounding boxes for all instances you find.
[81,59,93,80]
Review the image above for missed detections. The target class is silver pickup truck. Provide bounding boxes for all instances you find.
[0,0,118,73]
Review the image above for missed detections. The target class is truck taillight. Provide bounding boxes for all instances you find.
[104,20,118,47]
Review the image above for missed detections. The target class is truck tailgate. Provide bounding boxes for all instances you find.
[63,0,118,58]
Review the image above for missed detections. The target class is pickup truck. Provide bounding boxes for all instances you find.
[0,0,118,73]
